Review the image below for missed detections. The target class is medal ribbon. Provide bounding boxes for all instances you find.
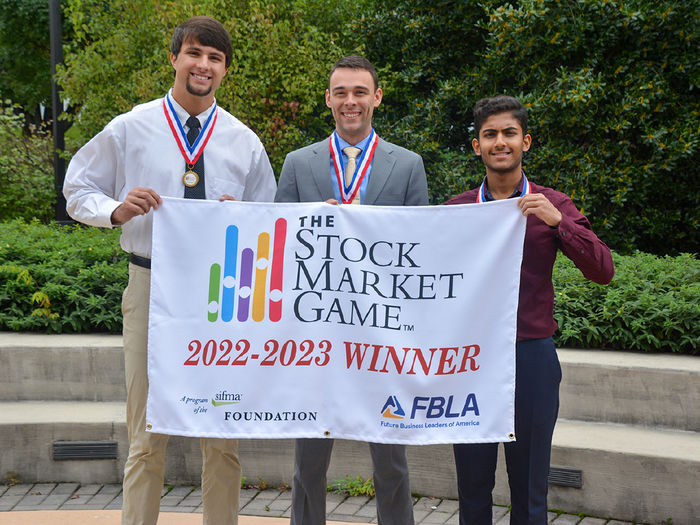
[329,129,378,204]
[163,91,218,166]
[476,172,531,203]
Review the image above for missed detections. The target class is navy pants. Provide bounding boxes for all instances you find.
[453,337,561,525]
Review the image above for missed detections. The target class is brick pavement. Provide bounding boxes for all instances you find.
[0,483,639,524]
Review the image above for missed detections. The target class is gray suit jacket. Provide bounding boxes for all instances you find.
[274,137,428,205]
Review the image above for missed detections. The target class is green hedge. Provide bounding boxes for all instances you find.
[0,219,126,332]
[0,220,697,354]
[553,252,698,354]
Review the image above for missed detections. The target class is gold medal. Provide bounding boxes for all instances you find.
[183,169,199,188]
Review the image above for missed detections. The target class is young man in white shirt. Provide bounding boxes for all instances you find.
[63,16,276,525]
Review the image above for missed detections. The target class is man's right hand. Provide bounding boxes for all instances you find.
[111,187,162,225]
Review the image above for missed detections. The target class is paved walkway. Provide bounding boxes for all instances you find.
[0,482,638,524]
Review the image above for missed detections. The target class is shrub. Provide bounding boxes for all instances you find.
[0,219,126,332]
[0,102,55,222]
[0,221,697,354]
[553,252,699,354]
[478,0,700,255]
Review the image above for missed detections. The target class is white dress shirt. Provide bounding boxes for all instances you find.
[63,91,277,257]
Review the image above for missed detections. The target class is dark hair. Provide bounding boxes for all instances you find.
[473,96,528,137]
[171,16,233,68]
[329,56,379,91]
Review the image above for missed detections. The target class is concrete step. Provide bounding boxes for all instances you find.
[559,348,700,432]
[0,334,124,402]
[2,333,699,524]
[2,333,699,431]
[1,400,698,524]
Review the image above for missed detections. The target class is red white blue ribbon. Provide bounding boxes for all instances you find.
[476,173,531,203]
[329,129,378,204]
[163,91,218,166]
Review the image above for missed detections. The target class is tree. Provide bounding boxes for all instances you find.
[0,0,72,120]
[41,0,700,254]
[471,0,700,254]
[354,0,699,254]
[55,0,346,173]
[0,102,54,222]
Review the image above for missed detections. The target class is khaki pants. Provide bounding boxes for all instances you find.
[121,263,241,525]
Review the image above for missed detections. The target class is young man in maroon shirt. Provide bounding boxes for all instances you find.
[446,96,614,524]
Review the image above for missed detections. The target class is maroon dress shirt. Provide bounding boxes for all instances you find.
[445,179,614,340]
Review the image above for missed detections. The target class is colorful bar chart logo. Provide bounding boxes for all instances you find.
[207,218,287,323]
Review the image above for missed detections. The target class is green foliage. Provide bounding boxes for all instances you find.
[328,475,375,497]
[56,0,174,143]
[479,0,700,255]
[0,219,126,333]
[356,0,699,255]
[0,0,52,114]
[5,0,696,255]
[0,102,55,222]
[358,0,492,112]
[553,252,699,354]
[2,471,20,487]
[55,0,345,173]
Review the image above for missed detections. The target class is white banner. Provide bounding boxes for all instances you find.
[147,198,525,445]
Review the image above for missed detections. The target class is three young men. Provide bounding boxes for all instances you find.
[64,14,613,524]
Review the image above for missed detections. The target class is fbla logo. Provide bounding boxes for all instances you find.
[381,394,480,421]
[207,218,287,322]
[381,395,405,419]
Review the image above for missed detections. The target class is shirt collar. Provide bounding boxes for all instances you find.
[483,173,526,201]
[167,88,216,127]
[336,131,373,154]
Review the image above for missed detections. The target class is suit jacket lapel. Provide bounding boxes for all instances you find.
[309,140,335,201]
[364,139,395,205]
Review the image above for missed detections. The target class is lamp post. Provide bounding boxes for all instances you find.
[49,0,71,224]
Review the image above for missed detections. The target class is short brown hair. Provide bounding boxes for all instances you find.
[329,56,378,91]
[171,16,233,68]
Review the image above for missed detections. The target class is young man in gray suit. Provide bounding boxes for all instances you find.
[275,55,428,524]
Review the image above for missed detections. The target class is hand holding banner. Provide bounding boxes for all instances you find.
[147,198,525,445]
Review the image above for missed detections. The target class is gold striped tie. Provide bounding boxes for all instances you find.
[343,146,362,204]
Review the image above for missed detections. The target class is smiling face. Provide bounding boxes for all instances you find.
[170,38,228,114]
[472,111,532,179]
[326,67,382,144]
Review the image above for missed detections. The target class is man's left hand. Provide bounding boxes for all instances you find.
[518,193,562,227]
[219,194,237,201]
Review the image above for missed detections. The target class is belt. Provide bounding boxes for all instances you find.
[129,254,151,269]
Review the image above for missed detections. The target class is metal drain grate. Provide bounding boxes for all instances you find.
[548,465,583,488]
[53,441,118,460]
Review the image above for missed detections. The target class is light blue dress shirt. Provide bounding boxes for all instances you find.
[330,132,373,203]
